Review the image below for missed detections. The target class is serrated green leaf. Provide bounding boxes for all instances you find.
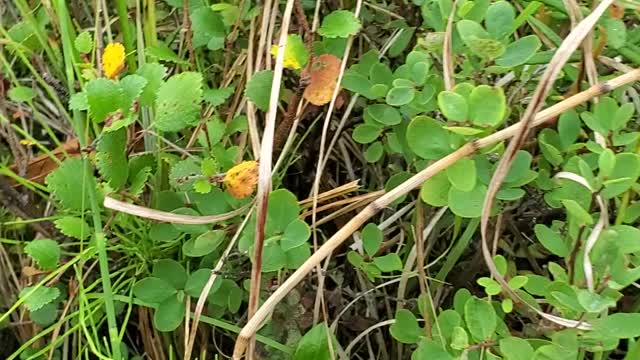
[85,78,123,123]
[69,92,89,111]
[54,216,91,241]
[245,70,274,112]
[318,10,361,38]
[145,43,187,64]
[96,128,128,189]
[24,239,60,270]
[193,179,212,193]
[191,7,225,48]
[136,63,167,106]
[46,158,95,211]
[204,86,235,107]
[155,72,203,132]
[74,31,93,53]
[19,286,60,312]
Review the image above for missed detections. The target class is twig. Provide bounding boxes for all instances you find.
[479,0,615,330]
[442,0,458,91]
[231,69,640,356]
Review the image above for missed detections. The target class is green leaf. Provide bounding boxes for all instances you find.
[30,303,58,326]
[557,110,580,151]
[448,183,487,218]
[118,74,148,116]
[8,86,36,102]
[366,104,402,126]
[341,70,376,99]
[136,63,167,106]
[46,158,95,211]
[185,268,221,298]
[19,286,60,312]
[154,295,185,332]
[24,239,60,270]
[152,259,187,290]
[365,141,384,163]
[592,313,640,338]
[169,158,200,191]
[191,7,225,49]
[85,78,123,123]
[262,240,286,272]
[133,277,177,303]
[407,116,451,160]
[465,297,497,341]
[74,31,93,53]
[420,172,451,207]
[495,35,541,67]
[285,243,311,269]
[96,128,129,189]
[373,253,403,272]
[602,153,640,198]
[245,70,274,112]
[534,224,570,257]
[385,171,413,205]
[266,189,300,233]
[352,124,382,144]
[507,275,528,290]
[183,230,225,257]
[468,85,506,126]
[457,20,505,59]
[145,44,187,64]
[281,219,311,251]
[294,322,335,360]
[438,91,468,122]
[318,10,361,38]
[362,223,382,257]
[411,62,430,86]
[561,199,593,225]
[155,72,203,132]
[446,157,476,191]
[386,86,415,106]
[412,339,454,360]
[500,337,534,360]
[603,18,626,49]
[193,179,212,194]
[274,34,309,69]
[576,289,616,313]
[204,86,235,107]
[149,223,181,242]
[450,326,469,350]
[390,309,422,344]
[69,93,88,111]
[54,216,91,241]
[485,1,515,39]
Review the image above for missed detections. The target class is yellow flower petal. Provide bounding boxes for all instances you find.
[224,161,259,199]
[102,42,125,79]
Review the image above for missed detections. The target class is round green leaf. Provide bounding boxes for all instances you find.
[438,91,468,122]
[152,259,188,289]
[370,62,393,86]
[8,86,36,103]
[448,183,487,218]
[485,1,515,39]
[245,70,274,112]
[285,244,311,269]
[317,10,361,38]
[386,86,415,106]
[465,297,497,341]
[149,223,181,242]
[534,224,570,257]
[261,240,286,272]
[281,219,311,251]
[184,268,222,298]
[362,223,382,257]
[133,277,176,303]
[154,295,185,332]
[420,172,451,207]
[411,62,430,86]
[446,157,476,191]
[373,253,402,272]
[495,35,541,67]
[500,337,534,360]
[365,141,384,163]
[390,309,422,344]
[468,85,506,126]
[366,104,402,125]
[352,124,382,144]
[183,230,226,257]
[407,116,451,160]
[266,189,300,233]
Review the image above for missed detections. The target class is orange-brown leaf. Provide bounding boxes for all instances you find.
[224,161,259,199]
[302,54,342,106]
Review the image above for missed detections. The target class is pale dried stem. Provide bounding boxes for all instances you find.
[479,0,615,330]
[232,68,640,358]
[442,0,458,91]
[246,0,296,357]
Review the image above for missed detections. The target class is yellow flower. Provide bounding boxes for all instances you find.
[224,161,259,199]
[19,139,35,146]
[102,42,125,79]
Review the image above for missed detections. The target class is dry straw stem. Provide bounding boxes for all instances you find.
[231,62,640,358]
[246,0,296,356]
[479,0,615,330]
[103,196,251,224]
[442,0,458,91]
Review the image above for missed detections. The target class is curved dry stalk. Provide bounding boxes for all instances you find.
[555,172,608,292]
[103,196,251,224]
[344,319,396,356]
[479,0,615,331]
[230,68,640,358]
[246,0,296,357]
[184,206,255,360]
[442,0,458,91]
